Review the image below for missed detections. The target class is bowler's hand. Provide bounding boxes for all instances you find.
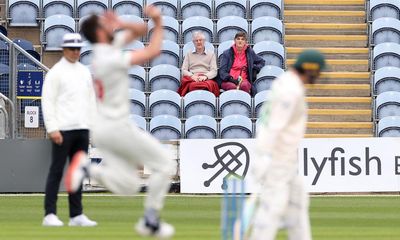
[49,131,63,146]
[145,5,162,24]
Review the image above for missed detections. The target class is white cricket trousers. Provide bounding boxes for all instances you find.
[249,161,311,240]
[90,117,176,211]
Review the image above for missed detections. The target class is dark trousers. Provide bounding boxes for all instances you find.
[44,129,89,218]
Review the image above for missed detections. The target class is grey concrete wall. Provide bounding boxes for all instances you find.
[0,139,57,192]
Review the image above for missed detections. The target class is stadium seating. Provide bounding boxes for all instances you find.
[43,15,75,51]
[147,0,178,18]
[119,14,144,24]
[183,90,217,118]
[182,16,214,44]
[79,42,93,66]
[17,63,38,70]
[254,90,271,117]
[180,0,212,19]
[372,42,400,70]
[217,40,234,63]
[371,17,400,45]
[374,67,400,95]
[377,116,400,136]
[149,89,181,117]
[219,90,252,118]
[129,114,147,131]
[148,16,179,42]
[128,66,146,91]
[150,40,180,67]
[112,0,143,17]
[8,0,40,26]
[217,16,248,43]
[220,114,253,139]
[128,89,146,116]
[185,115,217,139]
[17,50,40,66]
[0,26,7,37]
[13,38,34,51]
[254,65,284,92]
[251,17,284,44]
[253,41,285,69]
[43,0,74,18]
[182,41,215,56]
[123,40,145,52]
[77,0,108,18]
[369,0,400,21]
[148,64,180,92]
[150,115,182,140]
[250,0,283,20]
[375,91,400,119]
[215,0,247,19]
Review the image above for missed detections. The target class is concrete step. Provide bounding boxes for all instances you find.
[285,23,367,35]
[284,10,365,23]
[305,84,370,97]
[43,51,62,68]
[287,47,369,59]
[306,96,371,109]
[305,133,373,138]
[285,35,368,47]
[287,59,369,72]
[308,109,371,122]
[306,122,373,134]
[317,72,370,84]
[8,27,41,45]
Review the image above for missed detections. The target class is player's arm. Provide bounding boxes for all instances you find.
[129,5,163,66]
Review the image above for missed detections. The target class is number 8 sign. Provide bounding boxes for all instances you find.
[25,106,39,128]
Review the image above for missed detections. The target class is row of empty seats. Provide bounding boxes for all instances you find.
[43,15,284,50]
[0,38,41,66]
[368,0,400,21]
[129,89,271,118]
[8,0,283,26]
[131,114,263,140]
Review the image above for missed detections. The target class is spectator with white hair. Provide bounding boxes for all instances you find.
[178,31,219,96]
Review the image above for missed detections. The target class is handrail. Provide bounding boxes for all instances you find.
[0,92,15,139]
[0,105,9,138]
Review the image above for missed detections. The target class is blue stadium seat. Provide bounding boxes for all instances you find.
[372,42,400,70]
[217,16,248,43]
[0,47,9,66]
[253,41,285,69]
[77,0,108,18]
[375,91,400,119]
[181,0,212,19]
[148,16,179,42]
[13,38,34,51]
[112,0,143,16]
[369,0,400,21]
[182,41,215,56]
[377,116,400,136]
[149,89,181,117]
[254,65,284,92]
[80,42,92,65]
[251,17,284,44]
[250,0,283,20]
[220,115,253,139]
[217,40,234,63]
[43,15,75,51]
[0,26,7,37]
[150,40,180,67]
[184,90,217,118]
[254,90,271,117]
[17,63,38,70]
[123,40,145,51]
[43,0,74,18]
[8,0,39,26]
[372,17,400,45]
[150,115,182,140]
[128,66,146,91]
[182,16,214,44]
[149,64,180,92]
[119,14,144,23]
[185,115,217,139]
[215,0,247,19]
[374,67,400,94]
[147,0,178,18]
[129,114,147,131]
[128,89,146,116]
[219,90,251,117]
[17,50,40,66]
[0,64,10,97]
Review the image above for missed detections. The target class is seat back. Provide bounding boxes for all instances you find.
[220,115,253,139]
[112,0,143,16]
[217,16,248,43]
[251,16,283,44]
[215,0,247,18]
[150,115,182,140]
[128,89,146,116]
[254,65,284,92]
[374,66,400,94]
[181,0,212,19]
[250,0,283,19]
[253,41,285,68]
[373,42,400,70]
[149,64,180,92]
[372,17,400,45]
[182,16,214,44]
[185,115,217,139]
[128,66,146,91]
[43,0,74,17]
[184,90,217,118]
[219,90,251,117]
[149,89,181,117]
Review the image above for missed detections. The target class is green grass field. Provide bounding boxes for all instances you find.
[0,195,400,239]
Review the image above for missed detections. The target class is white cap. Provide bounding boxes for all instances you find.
[61,33,84,48]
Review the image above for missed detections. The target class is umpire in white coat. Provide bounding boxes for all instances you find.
[41,33,97,227]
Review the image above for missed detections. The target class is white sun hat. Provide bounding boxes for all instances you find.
[61,33,84,48]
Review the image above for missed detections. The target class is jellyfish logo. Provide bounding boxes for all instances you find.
[202,142,250,190]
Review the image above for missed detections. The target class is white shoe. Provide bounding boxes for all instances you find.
[42,214,64,227]
[68,214,97,227]
[135,218,175,239]
[65,151,89,193]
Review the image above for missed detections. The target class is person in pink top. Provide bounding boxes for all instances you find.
[219,32,265,95]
